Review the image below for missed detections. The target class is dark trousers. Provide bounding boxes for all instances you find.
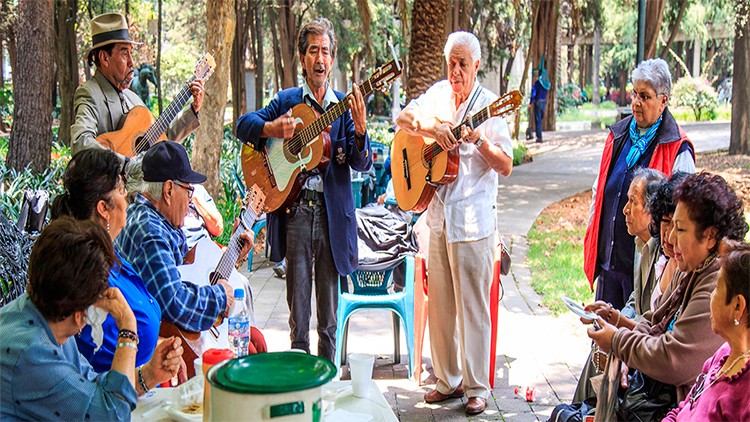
[534,99,546,141]
[595,268,633,310]
[285,196,339,363]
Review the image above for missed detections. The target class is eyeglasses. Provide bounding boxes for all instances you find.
[631,90,665,103]
[172,180,194,199]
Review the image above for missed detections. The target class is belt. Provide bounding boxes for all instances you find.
[298,189,323,206]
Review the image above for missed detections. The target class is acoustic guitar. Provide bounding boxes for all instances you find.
[160,185,265,377]
[241,59,403,212]
[96,53,216,157]
[390,90,523,212]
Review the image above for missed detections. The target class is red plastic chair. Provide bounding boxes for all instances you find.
[413,243,503,387]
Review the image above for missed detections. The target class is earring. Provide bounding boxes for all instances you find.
[735,319,740,326]
[106,220,110,234]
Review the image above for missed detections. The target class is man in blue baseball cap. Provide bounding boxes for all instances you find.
[116,141,252,346]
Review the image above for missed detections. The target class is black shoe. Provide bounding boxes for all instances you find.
[273,261,286,278]
[535,139,543,143]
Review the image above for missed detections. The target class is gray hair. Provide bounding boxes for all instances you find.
[631,58,672,95]
[142,181,165,200]
[632,167,666,203]
[444,31,481,63]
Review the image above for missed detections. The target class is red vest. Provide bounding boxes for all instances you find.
[583,128,693,289]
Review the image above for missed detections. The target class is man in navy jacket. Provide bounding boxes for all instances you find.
[236,17,371,363]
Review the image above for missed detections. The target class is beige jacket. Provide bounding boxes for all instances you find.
[611,257,723,400]
[71,70,199,163]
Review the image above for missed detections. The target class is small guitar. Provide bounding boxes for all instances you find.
[96,53,216,157]
[391,89,523,212]
[241,59,403,212]
[160,184,265,377]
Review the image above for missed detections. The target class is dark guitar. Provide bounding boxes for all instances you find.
[390,90,523,212]
[97,53,215,157]
[160,185,265,377]
[241,59,403,212]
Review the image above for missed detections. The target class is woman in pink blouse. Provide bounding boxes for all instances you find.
[663,244,750,421]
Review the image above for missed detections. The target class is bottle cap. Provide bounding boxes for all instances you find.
[234,288,245,299]
[203,348,235,365]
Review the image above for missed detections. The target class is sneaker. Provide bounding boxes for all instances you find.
[273,260,286,278]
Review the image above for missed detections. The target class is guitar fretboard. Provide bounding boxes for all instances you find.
[135,76,196,155]
[209,207,259,285]
[288,78,376,154]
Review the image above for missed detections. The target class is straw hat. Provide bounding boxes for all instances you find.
[88,13,141,56]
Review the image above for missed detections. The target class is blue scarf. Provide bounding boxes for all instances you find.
[625,115,662,169]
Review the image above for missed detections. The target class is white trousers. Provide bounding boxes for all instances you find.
[427,227,495,399]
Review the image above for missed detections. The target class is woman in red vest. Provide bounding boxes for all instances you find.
[583,58,695,310]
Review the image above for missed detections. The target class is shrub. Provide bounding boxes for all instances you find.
[672,77,719,121]
[557,83,584,114]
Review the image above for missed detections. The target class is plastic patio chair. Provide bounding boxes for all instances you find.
[335,254,415,379]
[414,243,503,388]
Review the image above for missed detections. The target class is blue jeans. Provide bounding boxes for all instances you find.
[284,195,339,363]
[534,99,546,141]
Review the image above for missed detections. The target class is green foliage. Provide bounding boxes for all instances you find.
[557,83,585,114]
[527,214,592,315]
[0,82,13,129]
[672,77,719,121]
[512,141,527,166]
[215,124,246,246]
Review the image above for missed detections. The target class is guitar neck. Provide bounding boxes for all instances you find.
[139,76,196,151]
[450,107,491,139]
[208,208,258,285]
[296,79,376,143]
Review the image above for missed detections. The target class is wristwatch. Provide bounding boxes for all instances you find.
[474,136,485,148]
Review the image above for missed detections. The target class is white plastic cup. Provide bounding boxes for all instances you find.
[348,353,375,398]
[193,358,202,377]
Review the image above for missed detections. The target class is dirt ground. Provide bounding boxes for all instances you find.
[537,151,750,232]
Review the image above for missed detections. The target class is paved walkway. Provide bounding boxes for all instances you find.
[238,122,730,421]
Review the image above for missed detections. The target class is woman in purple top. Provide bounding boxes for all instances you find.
[663,244,750,421]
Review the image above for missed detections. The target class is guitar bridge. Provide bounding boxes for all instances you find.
[262,148,278,189]
[401,148,411,190]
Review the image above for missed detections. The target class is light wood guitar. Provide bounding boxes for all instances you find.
[96,53,215,157]
[391,90,523,212]
[241,59,403,212]
[160,185,265,377]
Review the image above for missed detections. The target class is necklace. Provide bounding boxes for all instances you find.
[689,347,750,405]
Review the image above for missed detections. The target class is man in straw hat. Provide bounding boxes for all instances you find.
[71,13,204,182]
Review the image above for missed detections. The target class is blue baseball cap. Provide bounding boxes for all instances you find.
[142,141,207,184]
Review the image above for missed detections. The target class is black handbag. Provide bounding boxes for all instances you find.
[615,370,677,422]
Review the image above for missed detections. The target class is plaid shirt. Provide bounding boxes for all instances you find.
[115,194,227,332]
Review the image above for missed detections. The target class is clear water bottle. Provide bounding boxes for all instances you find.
[228,288,250,357]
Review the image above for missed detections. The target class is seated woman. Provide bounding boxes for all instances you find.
[51,148,165,373]
[663,244,750,421]
[0,218,183,420]
[589,172,747,417]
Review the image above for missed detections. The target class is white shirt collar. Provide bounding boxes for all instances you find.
[301,80,339,111]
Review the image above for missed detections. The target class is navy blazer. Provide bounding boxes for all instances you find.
[236,87,372,276]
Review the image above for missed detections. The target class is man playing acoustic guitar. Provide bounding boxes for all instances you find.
[71,13,204,190]
[395,31,513,415]
[236,17,371,364]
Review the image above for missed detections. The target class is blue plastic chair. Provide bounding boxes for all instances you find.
[335,255,415,378]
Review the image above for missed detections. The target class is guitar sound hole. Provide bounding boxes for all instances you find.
[134,136,150,153]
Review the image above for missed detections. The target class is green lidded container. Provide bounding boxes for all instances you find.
[207,352,336,421]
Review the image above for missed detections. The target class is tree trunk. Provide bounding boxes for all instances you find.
[592,27,601,106]
[530,0,559,132]
[447,0,473,33]
[512,0,540,140]
[406,0,449,101]
[231,0,251,132]
[729,1,750,155]
[644,0,665,59]
[271,17,282,93]
[254,1,264,110]
[156,0,163,115]
[193,0,236,198]
[275,0,298,89]
[659,0,688,59]
[619,67,627,106]
[7,0,54,173]
[0,26,6,133]
[54,0,78,146]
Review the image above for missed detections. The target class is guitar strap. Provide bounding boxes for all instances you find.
[460,84,483,128]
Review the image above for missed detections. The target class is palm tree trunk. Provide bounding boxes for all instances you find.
[406,0,449,101]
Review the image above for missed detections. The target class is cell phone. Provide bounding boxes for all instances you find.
[593,320,602,331]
